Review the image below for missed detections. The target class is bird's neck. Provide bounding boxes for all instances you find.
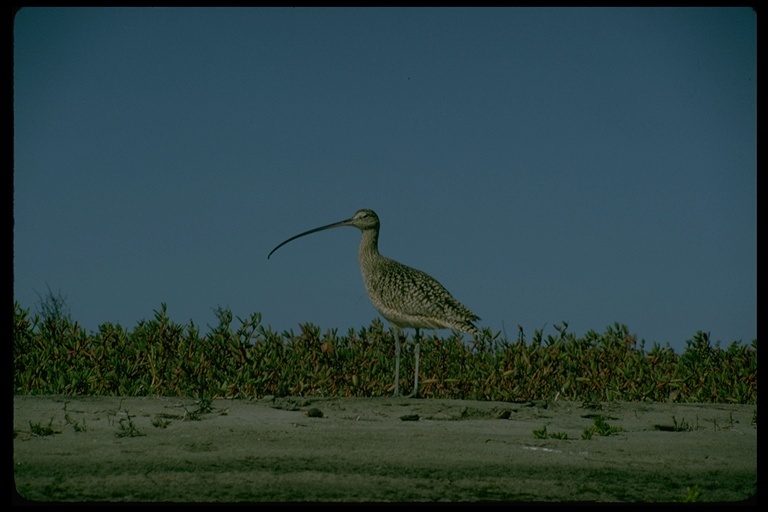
[358,228,380,269]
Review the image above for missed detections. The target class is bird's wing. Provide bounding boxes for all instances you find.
[374,259,480,323]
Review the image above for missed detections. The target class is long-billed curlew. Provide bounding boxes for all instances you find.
[268,208,480,397]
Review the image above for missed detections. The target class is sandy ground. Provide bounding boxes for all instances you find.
[12,395,757,503]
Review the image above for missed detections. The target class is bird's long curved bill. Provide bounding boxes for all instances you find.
[267,217,354,259]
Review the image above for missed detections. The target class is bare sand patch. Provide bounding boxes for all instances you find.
[13,395,756,502]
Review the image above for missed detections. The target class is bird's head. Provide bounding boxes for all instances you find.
[348,209,380,231]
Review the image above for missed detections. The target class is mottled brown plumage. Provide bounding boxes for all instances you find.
[268,209,480,396]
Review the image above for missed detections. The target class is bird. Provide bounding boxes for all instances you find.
[268,208,480,398]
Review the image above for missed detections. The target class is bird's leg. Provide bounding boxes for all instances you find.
[409,328,421,399]
[393,327,401,397]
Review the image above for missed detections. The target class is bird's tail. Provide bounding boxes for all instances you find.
[458,322,481,340]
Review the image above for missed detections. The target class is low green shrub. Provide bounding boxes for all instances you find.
[12,297,756,403]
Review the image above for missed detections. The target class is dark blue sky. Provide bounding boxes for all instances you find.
[14,7,756,352]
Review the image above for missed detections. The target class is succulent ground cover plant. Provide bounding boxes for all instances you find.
[13,295,756,404]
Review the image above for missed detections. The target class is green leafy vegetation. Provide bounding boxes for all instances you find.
[533,425,569,440]
[116,411,144,438]
[581,415,624,439]
[12,295,756,403]
[28,418,59,437]
[681,484,703,503]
